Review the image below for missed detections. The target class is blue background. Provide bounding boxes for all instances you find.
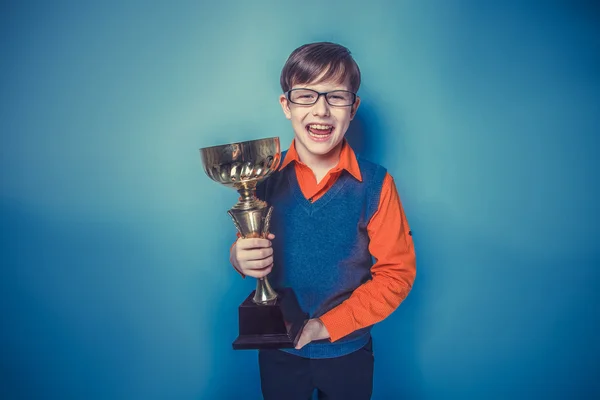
[1,1,598,399]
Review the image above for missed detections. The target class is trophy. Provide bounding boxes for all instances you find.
[199,137,307,350]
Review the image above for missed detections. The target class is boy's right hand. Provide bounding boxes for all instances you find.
[230,233,275,278]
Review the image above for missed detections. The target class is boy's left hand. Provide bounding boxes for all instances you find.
[295,318,330,349]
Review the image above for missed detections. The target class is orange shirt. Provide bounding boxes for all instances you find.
[280,140,416,342]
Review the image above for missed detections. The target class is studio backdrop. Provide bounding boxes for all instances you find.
[1,1,598,399]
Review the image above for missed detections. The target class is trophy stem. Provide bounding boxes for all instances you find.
[238,187,254,203]
[254,277,278,304]
[232,185,266,211]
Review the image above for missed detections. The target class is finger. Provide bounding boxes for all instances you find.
[236,238,272,250]
[242,257,273,271]
[266,233,276,240]
[244,264,273,279]
[237,248,273,262]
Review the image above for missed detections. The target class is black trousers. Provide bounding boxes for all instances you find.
[258,339,374,400]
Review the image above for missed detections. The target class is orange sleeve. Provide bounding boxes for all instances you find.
[319,173,416,342]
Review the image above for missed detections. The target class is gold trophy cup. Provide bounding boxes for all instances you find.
[199,137,307,349]
[200,136,281,304]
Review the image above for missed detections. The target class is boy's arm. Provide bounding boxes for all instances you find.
[318,173,416,342]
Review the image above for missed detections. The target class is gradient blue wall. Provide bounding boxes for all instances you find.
[1,1,598,399]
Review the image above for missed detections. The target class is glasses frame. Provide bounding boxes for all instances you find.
[286,88,357,107]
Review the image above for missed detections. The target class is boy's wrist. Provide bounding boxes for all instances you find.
[317,310,346,342]
[315,318,330,339]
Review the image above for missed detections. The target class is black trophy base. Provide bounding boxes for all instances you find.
[232,287,308,350]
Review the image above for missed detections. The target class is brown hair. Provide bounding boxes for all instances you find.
[280,42,361,93]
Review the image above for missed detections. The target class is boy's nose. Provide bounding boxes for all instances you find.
[312,95,330,116]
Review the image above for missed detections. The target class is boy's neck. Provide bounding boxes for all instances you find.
[295,141,343,183]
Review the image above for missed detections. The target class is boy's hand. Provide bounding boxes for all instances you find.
[230,233,275,278]
[295,318,330,349]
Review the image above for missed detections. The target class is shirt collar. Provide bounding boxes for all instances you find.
[279,139,363,182]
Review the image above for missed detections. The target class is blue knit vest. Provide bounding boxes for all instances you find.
[256,152,387,358]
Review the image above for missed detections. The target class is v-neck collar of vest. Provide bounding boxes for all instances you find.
[287,167,351,215]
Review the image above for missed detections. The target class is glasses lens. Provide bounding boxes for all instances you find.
[326,91,355,106]
[289,89,318,104]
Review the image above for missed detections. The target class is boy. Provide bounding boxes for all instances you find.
[230,42,416,400]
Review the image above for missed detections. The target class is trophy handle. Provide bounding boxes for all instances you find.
[262,206,273,237]
[228,210,244,237]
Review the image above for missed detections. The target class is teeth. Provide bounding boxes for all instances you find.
[308,124,333,130]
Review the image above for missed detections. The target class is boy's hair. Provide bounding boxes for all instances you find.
[280,42,361,94]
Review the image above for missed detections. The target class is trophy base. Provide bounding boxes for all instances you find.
[233,287,308,350]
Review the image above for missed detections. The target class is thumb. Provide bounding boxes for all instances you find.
[266,233,276,240]
[295,330,309,350]
[295,322,312,349]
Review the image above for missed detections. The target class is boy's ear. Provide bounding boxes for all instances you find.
[279,94,292,120]
[350,96,361,120]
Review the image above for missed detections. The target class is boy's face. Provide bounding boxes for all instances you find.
[279,79,360,163]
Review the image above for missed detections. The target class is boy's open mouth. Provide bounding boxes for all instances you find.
[306,124,334,141]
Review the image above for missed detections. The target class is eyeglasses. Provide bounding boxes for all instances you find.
[286,88,357,107]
